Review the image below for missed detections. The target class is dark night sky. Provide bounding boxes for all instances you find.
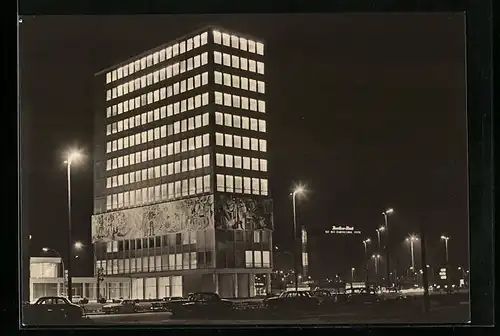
[20,14,468,277]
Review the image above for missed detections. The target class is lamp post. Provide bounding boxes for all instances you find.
[351,267,355,282]
[406,235,419,283]
[382,208,394,287]
[376,226,385,250]
[291,185,305,292]
[372,254,381,287]
[362,238,371,285]
[64,150,82,302]
[440,235,450,265]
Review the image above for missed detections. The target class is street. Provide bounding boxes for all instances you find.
[86,302,469,325]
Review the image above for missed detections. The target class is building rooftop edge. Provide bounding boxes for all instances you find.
[95,24,265,77]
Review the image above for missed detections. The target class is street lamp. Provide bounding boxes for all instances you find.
[64,150,82,302]
[42,247,66,295]
[405,235,419,269]
[291,185,305,291]
[376,226,385,249]
[362,238,371,285]
[351,267,355,282]
[382,208,394,287]
[440,235,450,264]
[372,254,381,286]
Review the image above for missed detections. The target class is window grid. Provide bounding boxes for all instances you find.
[106,111,210,153]
[214,91,265,113]
[106,71,209,119]
[106,174,211,211]
[105,33,208,86]
[213,51,264,75]
[213,30,264,56]
[214,71,265,94]
[215,152,267,172]
[216,174,268,196]
[214,132,267,152]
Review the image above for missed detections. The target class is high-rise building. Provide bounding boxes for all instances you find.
[91,26,273,299]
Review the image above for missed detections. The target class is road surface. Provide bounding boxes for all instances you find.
[87,303,469,325]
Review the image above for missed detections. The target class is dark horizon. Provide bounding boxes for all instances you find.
[20,14,468,278]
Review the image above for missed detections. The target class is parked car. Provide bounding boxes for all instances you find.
[24,296,87,325]
[346,289,381,305]
[264,291,320,314]
[150,297,184,311]
[169,292,233,318]
[102,299,138,314]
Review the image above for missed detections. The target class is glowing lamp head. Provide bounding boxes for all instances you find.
[441,235,449,241]
[378,226,385,232]
[42,247,49,252]
[64,150,82,165]
[74,241,83,249]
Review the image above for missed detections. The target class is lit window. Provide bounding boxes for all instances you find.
[251,138,258,151]
[239,37,248,51]
[216,154,224,167]
[242,137,250,150]
[224,113,232,127]
[250,118,258,131]
[194,74,201,88]
[251,158,259,171]
[240,57,248,70]
[174,102,180,115]
[256,42,264,55]
[213,30,221,44]
[232,56,240,69]
[257,61,265,75]
[182,159,188,172]
[201,52,208,65]
[252,178,260,195]
[222,33,230,46]
[106,72,111,84]
[180,80,186,93]
[233,95,240,108]
[258,100,266,113]
[243,157,250,170]
[214,51,222,64]
[173,82,179,95]
[172,43,179,57]
[203,134,210,147]
[261,179,268,195]
[195,95,201,108]
[232,75,240,89]
[241,77,248,90]
[223,73,231,86]
[180,60,186,74]
[195,115,202,128]
[234,135,241,148]
[242,117,249,129]
[231,35,239,48]
[258,81,265,93]
[215,112,223,125]
[243,177,251,194]
[250,98,258,111]
[204,175,211,192]
[259,139,267,152]
[181,119,187,132]
[223,53,231,66]
[247,79,255,92]
[258,120,266,132]
[234,115,241,128]
[188,117,194,130]
[217,174,225,192]
[234,176,243,193]
[159,49,166,61]
[202,72,208,85]
[234,156,242,169]
[193,34,200,48]
[216,133,224,146]
[187,78,193,91]
[226,175,234,192]
[225,154,233,168]
[173,63,179,76]
[224,93,232,107]
[260,159,268,172]
[202,92,209,105]
[179,41,186,54]
[225,134,233,147]
[203,153,210,167]
[194,55,200,68]
[195,136,202,148]
[201,32,208,45]
[248,40,256,53]
[249,60,256,72]
[160,87,166,100]
[202,113,209,126]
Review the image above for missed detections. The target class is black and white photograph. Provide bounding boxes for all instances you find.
[19,12,477,326]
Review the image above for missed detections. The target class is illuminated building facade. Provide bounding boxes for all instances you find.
[91,26,273,299]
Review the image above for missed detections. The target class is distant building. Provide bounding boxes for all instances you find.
[92,26,272,299]
[29,257,130,302]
